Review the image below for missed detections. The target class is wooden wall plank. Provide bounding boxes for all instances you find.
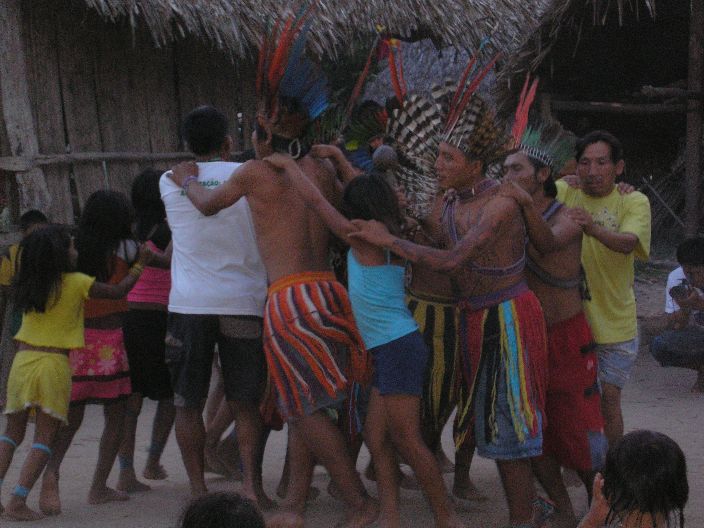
[55,4,105,211]
[0,0,50,212]
[24,0,74,224]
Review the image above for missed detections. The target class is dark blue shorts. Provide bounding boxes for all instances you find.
[370,331,429,396]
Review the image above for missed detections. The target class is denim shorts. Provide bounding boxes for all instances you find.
[596,337,639,389]
[370,331,429,396]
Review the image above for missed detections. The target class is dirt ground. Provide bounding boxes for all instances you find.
[1,264,702,528]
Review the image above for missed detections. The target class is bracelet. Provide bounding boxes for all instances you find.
[128,263,144,277]
[182,175,198,192]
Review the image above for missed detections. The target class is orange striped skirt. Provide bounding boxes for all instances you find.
[263,272,370,430]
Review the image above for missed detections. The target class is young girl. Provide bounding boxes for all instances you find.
[116,168,175,490]
[0,224,150,520]
[265,151,462,528]
[40,190,140,513]
[579,430,688,528]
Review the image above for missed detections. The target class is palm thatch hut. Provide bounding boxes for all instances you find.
[496,0,703,240]
[0,0,541,229]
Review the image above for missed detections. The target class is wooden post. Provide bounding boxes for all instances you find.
[685,0,704,236]
[0,0,50,213]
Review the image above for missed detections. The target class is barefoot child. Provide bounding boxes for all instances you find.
[269,151,463,528]
[0,224,150,520]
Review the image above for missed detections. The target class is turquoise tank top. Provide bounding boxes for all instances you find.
[347,249,418,349]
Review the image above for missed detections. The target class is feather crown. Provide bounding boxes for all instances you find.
[255,3,330,140]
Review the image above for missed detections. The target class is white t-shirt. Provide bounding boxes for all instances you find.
[664,266,704,327]
[160,161,267,316]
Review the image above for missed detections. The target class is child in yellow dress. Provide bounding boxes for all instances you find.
[0,224,150,521]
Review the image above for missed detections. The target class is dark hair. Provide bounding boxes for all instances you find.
[131,168,166,242]
[19,209,48,233]
[342,173,405,238]
[77,190,134,281]
[676,238,704,267]
[15,224,74,313]
[182,106,229,156]
[177,492,264,528]
[603,430,688,528]
[576,130,623,163]
[525,156,558,199]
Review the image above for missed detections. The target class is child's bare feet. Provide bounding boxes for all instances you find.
[88,486,130,504]
[143,463,168,480]
[267,511,305,528]
[117,468,152,493]
[39,473,62,515]
[337,497,379,528]
[452,480,488,502]
[5,497,44,522]
[243,486,277,511]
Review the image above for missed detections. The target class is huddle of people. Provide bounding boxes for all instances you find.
[0,17,690,528]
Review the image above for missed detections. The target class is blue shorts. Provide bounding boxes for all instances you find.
[370,331,429,396]
[473,356,543,460]
[597,337,639,389]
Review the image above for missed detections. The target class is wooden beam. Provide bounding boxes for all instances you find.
[551,100,687,114]
[685,0,704,236]
[0,0,50,211]
[0,151,195,172]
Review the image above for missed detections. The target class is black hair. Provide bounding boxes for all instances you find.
[19,209,48,233]
[177,492,265,528]
[15,224,74,314]
[76,190,134,281]
[342,172,405,238]
[676,238,704,267]
[131,168,166,242]
[603,430,688,528]
[182,106,229,156]
[576,130,624,163]
[525,156,558,199]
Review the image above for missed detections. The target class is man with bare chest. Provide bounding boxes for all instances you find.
[503,142,607,528]
[352,92,548,528]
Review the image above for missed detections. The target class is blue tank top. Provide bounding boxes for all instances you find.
[347,249,418,349]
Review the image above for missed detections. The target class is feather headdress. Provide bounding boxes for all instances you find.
[380,48,506,218]
[509,74,575,175]
[255,3,330,146]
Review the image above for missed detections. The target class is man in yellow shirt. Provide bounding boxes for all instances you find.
[556,131,651,447]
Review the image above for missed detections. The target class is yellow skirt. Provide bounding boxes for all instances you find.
[4,351,71,423]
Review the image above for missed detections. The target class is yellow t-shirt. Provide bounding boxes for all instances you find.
[0,244,20,287]
[556,180,651,344]
[14,272,96,349]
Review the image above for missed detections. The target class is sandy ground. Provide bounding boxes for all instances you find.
[1,268,702,528]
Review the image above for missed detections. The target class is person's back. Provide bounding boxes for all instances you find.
[161,160,265,315]
[239,154,335,281]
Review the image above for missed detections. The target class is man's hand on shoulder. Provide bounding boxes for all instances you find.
[616,181,636,195]
[310,144,343,160]
[561,174,580,189]
[498,180,533,208]
[170,161,198,187]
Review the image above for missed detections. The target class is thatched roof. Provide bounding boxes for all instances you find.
[495,0,660,112]
[81,0,545,59]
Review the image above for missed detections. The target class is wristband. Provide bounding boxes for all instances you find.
[128,263,144,277]
[182,175,198,192]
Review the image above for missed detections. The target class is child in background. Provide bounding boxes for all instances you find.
[177,492,264,528]
[40,191,140,513]
[117,168,175,490]
[578,430,688,528]
[0,224,150,520]
[0,210,48,406]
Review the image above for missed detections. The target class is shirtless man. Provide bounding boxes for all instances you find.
[405,193,483,502]
[502,148,607,528]
[169,120,377,527]
[351,96,549,527]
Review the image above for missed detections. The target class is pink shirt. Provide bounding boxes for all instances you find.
[127,242,171,305]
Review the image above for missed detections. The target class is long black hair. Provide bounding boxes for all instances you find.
[76,190,134,281]
[603,430,688,528]
[131,168,166,243]
[342,172,405,238]
[178,492,264,528]
[15,224,74,313]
